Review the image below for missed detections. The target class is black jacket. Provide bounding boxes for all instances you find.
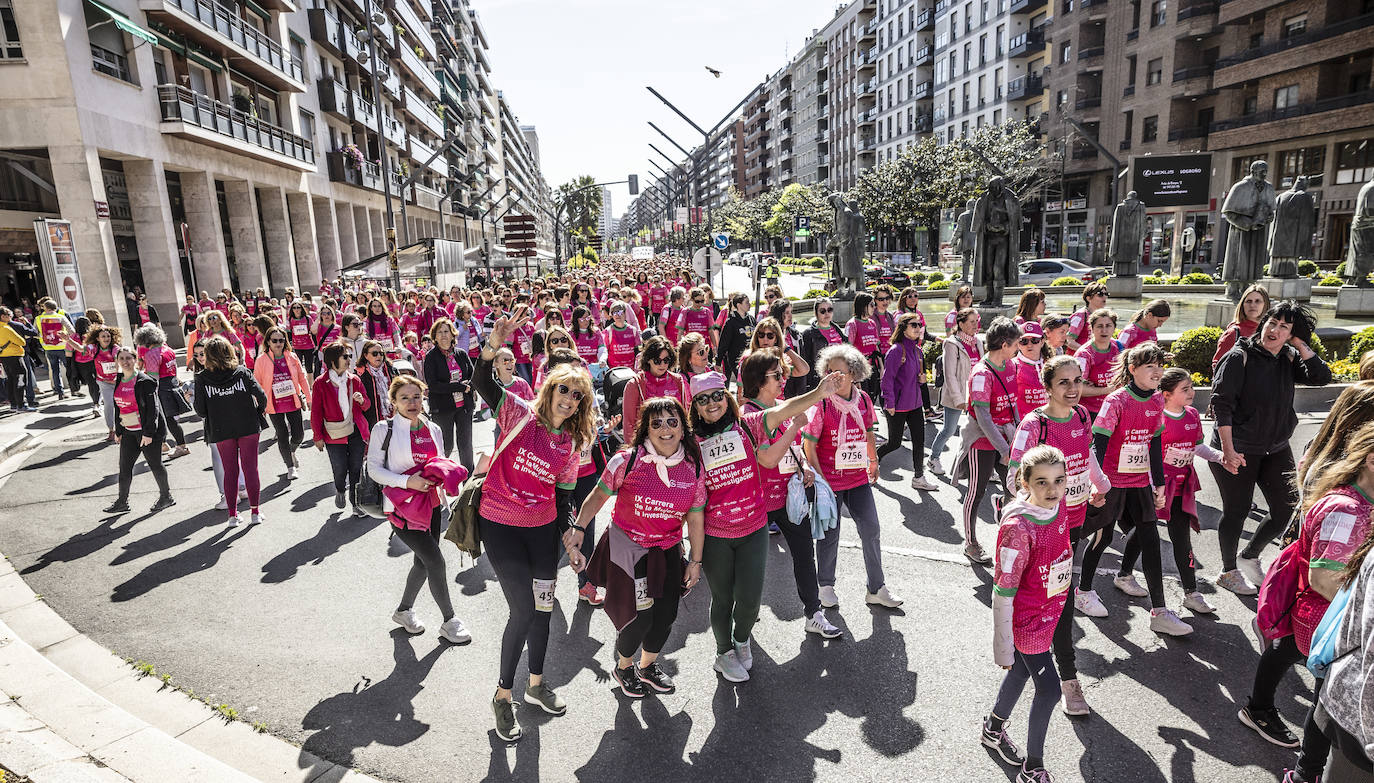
[114,372,165,440]
[193,366,266,443]
[357,362,394,427]
[716,312,755,374]
[1210,336,1331,455]
[798,321,847,390]
[423,347,474,414]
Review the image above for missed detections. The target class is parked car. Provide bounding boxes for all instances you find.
[1017,258,1108,286]
[863,265,912,288]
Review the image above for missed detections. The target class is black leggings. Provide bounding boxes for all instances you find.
[616,544,684,659]
[769,505,822,616]
[117,432,169,502]
[482,517,559,690]
[74,361,99,403]
[1121,495,1197,592]
[270,409,303,468]
[325,430,365,499]
[876,408,926,472]
[2,356,22,406]
[962,448,1008,545]
[1080,486,1165,608]
[1248,636,1332,777]
[1052,527,1083,681]
[992,649,1061,765]
[572,472,598,588]
[158,392,186,447]
[298,350,318,377]
[1209,446,1297,571]
[431,407,474,473]
[392,513,454,621]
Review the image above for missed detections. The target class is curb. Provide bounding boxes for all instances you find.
[0,432,33,464]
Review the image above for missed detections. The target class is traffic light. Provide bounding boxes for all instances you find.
[628,175,639,196]
[588,234,603,253]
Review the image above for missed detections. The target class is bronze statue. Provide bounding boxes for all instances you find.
[1268,176,1315,279]
[971,176,1021,306]
[827,193,866,295]
[1221,160,1278,300]
[1108,191,1147,277]
[1348,177,1374,288]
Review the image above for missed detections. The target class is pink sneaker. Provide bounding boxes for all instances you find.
[578,582,604,606]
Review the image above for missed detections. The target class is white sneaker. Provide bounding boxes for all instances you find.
[216,496,228,511]
[1150,608,1194,636]
[865,585,904,608]
[713,650,749,683]
[805,611,842,639]
[227,515,241,527]
[1113,573,1149,598]
[438,617,471,644]
[733,639,753,671]
[1238,556,1266,587]
[392,609,425,634]
[927,456,945,476]
[250,511,264,525]
[286,467,297,481]
[819,585,839,608]
[1074,588,1109,618]
[1217,569,1258,596]
[1183,591,1216,614]
[292,452,300,469]
[910,474,939,491]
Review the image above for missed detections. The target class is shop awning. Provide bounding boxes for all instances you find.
[85,0,158,45]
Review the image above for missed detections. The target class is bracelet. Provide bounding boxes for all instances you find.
[688,559,703,566]
[569,522,586,532]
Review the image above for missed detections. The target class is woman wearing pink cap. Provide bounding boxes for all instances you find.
[689,367,841,682]
[1012,321,1050,420]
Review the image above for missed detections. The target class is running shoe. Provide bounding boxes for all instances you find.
[768,521,782,534]
[103,499,130,514]
[392,609,425,634]
[980,717,1025,766]
[1150,608,1193,636]
[733,639,753,671]
[1281,768,1317,783]
[492,695,522,742]
[614,664,647,698]
[927,456,946,476]
[168,445,190,460]
[577,582,604,606]
[865,586,905,608]
[1074,589,1109,618]
[910,474,939,491]
[1217,569,1258,596]
[637,662,676,694]
[1238,705,1300,748]
[964,542,992,565]
[351,504,366,518]
[250,511,264,525]
[439,617,471,645]
[1017,766,1056,783]
[1061,678,1090,716]
[227,515,241,527]
[714,650,750,683]
[1238,556,1266,588]
[1183,591,1216,614]
[286,467,297,481]
[1113,573,1149,598]
[216,496,228,511]
[819,585,840,608]
[523,682,566,715]
[805,611,842,639]
[150,495,176,513]
[334,490,346,509]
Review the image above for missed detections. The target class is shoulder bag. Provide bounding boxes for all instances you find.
[446,405,534,558]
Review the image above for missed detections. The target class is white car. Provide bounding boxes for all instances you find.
[1017,258,1108,286]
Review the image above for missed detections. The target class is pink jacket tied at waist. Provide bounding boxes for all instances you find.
[383,458,469,529]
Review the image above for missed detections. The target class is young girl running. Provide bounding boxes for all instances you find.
[1115,368,1228,617]
[981,445,1071,783]
[1076,342,1193,636]
[1008,356,1109,717]
[1117,299,1171,350]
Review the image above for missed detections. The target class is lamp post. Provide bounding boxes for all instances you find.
[360,0,398,290]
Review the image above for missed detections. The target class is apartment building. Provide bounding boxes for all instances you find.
[789,34,830,185]
[766,67,793,188]
[741,82,772,198]
[823,0,874,190]
[875,0,937,162]
[0,0,551,341]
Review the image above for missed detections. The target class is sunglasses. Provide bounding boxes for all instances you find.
[692,299,705,304]
[694,389,726,405]
[1020,336,1043,345]
[906,322,922,330]
[649,417,680,430]
[367,350,383,357]
[905,292,918,298]
[549,338,570,345]
[818,307,834,314]
[756,331,777,339]
[650,354,671,365]
[555,383,585,401]
[876,296,891,302]
[765,370,785,380]
[269,338,286,344]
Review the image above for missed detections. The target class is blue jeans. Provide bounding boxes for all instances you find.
[44,350,65,395]
[22,358,36,406]
[928,405,962,460]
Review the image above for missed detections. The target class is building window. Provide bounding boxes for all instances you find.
[1243,94,1258,114]
[1146,58,1163,85]
[1150,0,1167,27]
[1059,42,1072,64]
[1277,146,1325,187]
[1141,115,1158,142]
[1281,13,1307,38]
[0,1,20,60]
[1274,84,1299,110]
[1233,154,1267,180]
[1122,110,1133,143]
[1335,139,1374,185]
[298,109,316,147]
[85,3,135,83]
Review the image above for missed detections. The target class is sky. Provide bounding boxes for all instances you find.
[472,0,844,224]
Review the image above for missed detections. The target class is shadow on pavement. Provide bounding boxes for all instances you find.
[21,514,142,574]
[110,522,254,602]
[261,513,385,584]
[109,508,226,566]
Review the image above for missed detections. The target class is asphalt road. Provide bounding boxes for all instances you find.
[0,396,1324,783]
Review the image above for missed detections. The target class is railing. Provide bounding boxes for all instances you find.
[914,82,932,99]
[1006,73,1043,99]
[1009,28,1044,55]
[1071,146,1099,159]
[857,108,877,123]
[1078,46,1105,60]
[91,43,132,82]
[1173,65,1211,82]
[398,42,441,98]
[382,113,406,146]
[1010,0,1047,12]
[1176,2,1217,20]
[858,137,876,151]
[404,85,444,135]
[1075,96,1102,109]
[351,90,376,125]
[915,45,933,65]
[1210,89,1374,132]
[306,7,343,53]
[327,150,382,190]
[817,154,829,166]
[1167,125,1210,140]
[316,77,347,114]
[1216,12,1374,68]
[156,84,313,164]
[916,8,933,28]
[162,0,303,83]
[390,0,433,61]
[1119,139,1132,150]
[1123,85,1136,96]
[412,182,441,209]
[1126,29,1139,40]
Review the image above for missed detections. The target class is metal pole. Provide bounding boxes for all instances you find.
[362,0,398,291]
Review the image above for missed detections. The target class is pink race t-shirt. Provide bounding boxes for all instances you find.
[1074,342,1120,415]
[967,359,1019,451]
[113,378,140,431]
[1009,406,1100,530]
[696,411,770,538]
[874,311,899,345]
[1160,406,1205,480]
[1118,323,1157,350]
[289,317,314,350]
[1068,309,1091,346]
[744,400,803,512]
[94,348,119,382]
[677,308,714,340]
[573,330,603,364]
[993,498,1072,655]
[270,357,300,412]
[445,353,466,408]
[136,345,177,379]
[814,323,846,347]
[598,446,708,549]
[846,318,880,356]
[605,325,640,368]
[1293,485,1374,654]
[502,376,534,401]
[479,391,580,527]
[661,306,682,344]
[1092,386,1164,487]
[410,425,439,463]
[1013,356,1047,415]
[802,391,877,491]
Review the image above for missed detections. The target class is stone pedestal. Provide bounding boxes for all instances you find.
[1257,276,1313,302]
[974,304,1015,328]
[949,282,964,302]
[1205,298,1234,328]
[1336,286,1374,317]
[1105,275,1144,299]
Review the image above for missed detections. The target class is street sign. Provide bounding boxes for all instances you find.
[712,232,729,251]
[795,215,811,237]
[692,246,722,280]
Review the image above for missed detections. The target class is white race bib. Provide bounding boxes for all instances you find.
[520,339,532,355]
[701,430,746,472]
[271,378,295,399]
[100,361,116,376]
[379,334,395,349]
[292,323,308,335]
[835,440,868,471]
[1047,553,1073,597]
[1165,443,1195,469]
[1120,441,1150,474]
[533,577,555,613]
[1065,469,1091,507]
[118,411,139,428]
[777,448,800,475]
[634,576,654,611]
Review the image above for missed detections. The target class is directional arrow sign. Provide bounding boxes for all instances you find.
[713,232,729,251]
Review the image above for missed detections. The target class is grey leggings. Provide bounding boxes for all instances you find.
[98,380,116,430]
[828,483,885,594]
[392,512,455,622]
[992,649,1061,765]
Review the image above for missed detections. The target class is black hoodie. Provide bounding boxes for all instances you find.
[1210,336,1331,455]
[193,365,266,443]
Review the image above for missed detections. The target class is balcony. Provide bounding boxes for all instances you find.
[858,47,879,71]
[1078,46,1105,63]
[1081,0,1108,17]
[391,0,434,61]
[378,62,401,96]
[916,8,934,29]
[858,137,876,152]
[858,78,877,96]
[914,82,932,100]
[1215,12,1374,88]
[409,135,448,177]
[1210,89,1374,133]
[156,84,314,169]
[403,85,444,136]
[317,77,349,118]
[327,150,383,191]
[1123,84,1135,97]
[397,40,441,99]
[857,108,877,125]
[1075,95,1102,110]
[1006,73,1043,100]
[1010,0,1046,11]
[1167,125,1210,141]
[382,113,406,147]
[859,18,877,42]
[1008,28,1044,58]
[1176,2,1217,21]
[817,153,829,167]
[1172,65,1214,97]
[914,112,932,132]
[412,182,441,210]
[307,8,344,57]
[350,90,377,127]
[1071,146,1100,159]
[141,0,305,91]
[1119,139,1132,151]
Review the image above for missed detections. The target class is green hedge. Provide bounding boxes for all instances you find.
[927,271,945,283]
[1350,326,1374,361]
[1171,326,1221,378]
[1051,276,1081,286]
[1320,274,1344,287]
[1179,272,1214,284]
[1299,260,1319,277]
[803,288,832,299]
[928,279,951,291]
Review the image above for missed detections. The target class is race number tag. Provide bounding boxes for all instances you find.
[777,448,800,475]
[533,577,556,612]
[835,441,868,471]
[579,442,593,467]
[1120,441,1149,473]
[118,411,139,428]
[100,361,116,376]
[520,339,532,356]
[378,334,395,349]
[1047,553,1073,597]
[634,576,654,611]
[1165,443,1195,469]
[701,430,746,471]
[292,323,308,335]
[1065,469,1091,507]
[272,378,295,399]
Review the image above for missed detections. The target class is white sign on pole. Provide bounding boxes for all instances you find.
[692,246,723,280]
[631,246,655,261]
[33,218,87,314]
[675,207,689,225]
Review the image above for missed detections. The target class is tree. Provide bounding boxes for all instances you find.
[718,186,779,245]
[764,183,834,238]
[557,175,603,242]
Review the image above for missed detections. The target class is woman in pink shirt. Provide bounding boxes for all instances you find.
[179,294,200,336]
[253,326,310,480]
[310,341,370,514]
[104,347,175,514]
[88,325,123,442]
[620,335,687,445]
[133,324,190,459]
[1012,321,1049,418]
[286,302,316,379]
[365,299,402,355]
[845,292,882,401]
[1073,309,1121,420]
[1118,299,1171,350]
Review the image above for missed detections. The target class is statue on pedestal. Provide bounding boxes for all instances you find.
[1268,176,1316,279]
[952,198,976,283]
[827,193,866,296]
[1108,190,1147,277]
[971,177,1021,307]
[1221,160,1277,301]
[1348,178,1374,288]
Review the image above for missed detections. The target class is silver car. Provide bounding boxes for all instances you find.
[1017,258,1108,286]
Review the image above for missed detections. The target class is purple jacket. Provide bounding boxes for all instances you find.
[881,338,925,412]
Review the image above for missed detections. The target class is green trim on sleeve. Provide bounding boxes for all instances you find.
[970,399,990,407]
[1311,558,1348,571]
[992,585,1019,597]
[556,481,577,491]
[801,431,820,442]
[595,480,615,496]
[1091,425,1113,437]
[688,504,706,513]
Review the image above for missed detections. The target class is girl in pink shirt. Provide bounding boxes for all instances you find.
[88,325,122,441]
[846,292,882,400]
[1118,299,1171,350]
[1012,322,1049,417]
[1073,309,1120,418]
[620,336,688,445]
[253,326,309,479]
[1066,283,1108,352]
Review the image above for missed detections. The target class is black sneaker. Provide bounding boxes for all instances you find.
[614,664,647,698]
[103,500,130,514]
[980,717,1025,767]
[637,662,676,694]
[334,489,346,509]
[150,495,176,513]
[1238,705,1300,748]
